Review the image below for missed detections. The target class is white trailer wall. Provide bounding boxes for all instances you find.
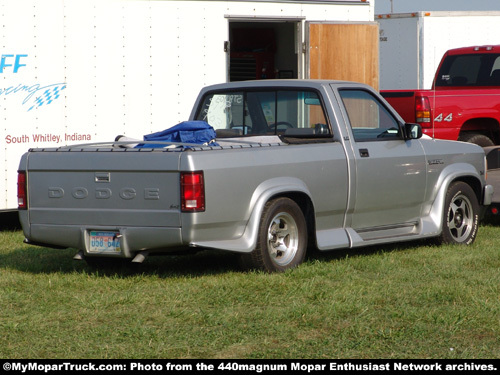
[1,0,373,210]
[378,11,500,90]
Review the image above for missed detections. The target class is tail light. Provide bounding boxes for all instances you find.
[415,95,431,127]
[181,171,205,212]
[18,171,27,210]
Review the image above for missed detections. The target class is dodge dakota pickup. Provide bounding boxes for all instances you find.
[18,80,494,272]
[381,45,500,146]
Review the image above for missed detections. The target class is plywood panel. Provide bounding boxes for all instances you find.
[308,23,379,90]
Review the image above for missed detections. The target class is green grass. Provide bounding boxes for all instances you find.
[1,226,499,359]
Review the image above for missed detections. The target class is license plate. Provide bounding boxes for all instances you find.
[89,231,121,253]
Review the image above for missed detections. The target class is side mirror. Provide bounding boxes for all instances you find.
[404,123,422,140]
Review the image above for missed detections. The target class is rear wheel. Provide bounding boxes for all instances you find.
[437,181,479,245]
[458,133,494,147]
[241,197,307,272]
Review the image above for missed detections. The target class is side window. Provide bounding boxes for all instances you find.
[339,89,401,142]
[196,89,330,137]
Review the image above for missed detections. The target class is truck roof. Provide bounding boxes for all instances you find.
[446,45,500,55]
[199,79,366,92]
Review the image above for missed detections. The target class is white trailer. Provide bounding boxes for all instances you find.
[1,0,376,212]
[377,11,500,90]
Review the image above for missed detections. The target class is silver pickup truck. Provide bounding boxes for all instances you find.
[18,80,494,272]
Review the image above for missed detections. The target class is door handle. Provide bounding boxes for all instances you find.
[359,148,369,158]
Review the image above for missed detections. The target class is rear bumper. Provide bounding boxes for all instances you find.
[27,224,184,258]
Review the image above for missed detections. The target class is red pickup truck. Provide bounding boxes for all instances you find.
[381,45,500,146]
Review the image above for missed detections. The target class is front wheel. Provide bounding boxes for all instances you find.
[241,197,307,272]
[437,181,479,245]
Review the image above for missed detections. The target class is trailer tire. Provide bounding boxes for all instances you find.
[241,197,307,272]
[437,181,479,245]
[459,133,494,147]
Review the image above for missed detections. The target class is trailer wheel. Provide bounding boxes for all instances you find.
[459,133,494,147]
[437,181,479,245]
[242,197,307,272]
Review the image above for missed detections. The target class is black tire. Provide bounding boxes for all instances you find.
[459,133,494,147]
[241,197,307,272]
[437,181,479,245]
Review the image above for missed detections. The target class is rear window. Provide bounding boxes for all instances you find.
[435,53,500,87]
[195,90,331,138]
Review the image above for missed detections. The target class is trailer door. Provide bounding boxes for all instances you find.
[227,18,304,82]
[306,22,379,90]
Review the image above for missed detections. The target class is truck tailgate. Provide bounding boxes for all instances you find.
[26,148,182,227]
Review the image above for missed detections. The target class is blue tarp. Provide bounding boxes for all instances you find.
[136,121,218,148]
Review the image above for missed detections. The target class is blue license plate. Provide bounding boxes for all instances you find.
[89,231,121,253]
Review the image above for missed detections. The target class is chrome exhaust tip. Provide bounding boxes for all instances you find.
[132,251,149,263]
[73,250,84,260]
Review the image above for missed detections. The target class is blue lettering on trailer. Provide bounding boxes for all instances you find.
[25,83,67,111]
[0,54,27,73]
[0,83,67,111]
[0,53,67,111]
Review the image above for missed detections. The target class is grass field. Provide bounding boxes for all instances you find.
[1,225,499,359]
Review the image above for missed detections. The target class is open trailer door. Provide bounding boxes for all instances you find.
[306,22,379,90]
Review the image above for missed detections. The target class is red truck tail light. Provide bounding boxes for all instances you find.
[18,171,27,210]
[415,95,431,126]
[181,171,205,212]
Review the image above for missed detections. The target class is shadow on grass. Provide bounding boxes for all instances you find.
[0,211,21,230]
[1,210,495,278]
[481,213,500,226]
[306,237,434,263]
[0,244,245,277]
[1,236,431,278]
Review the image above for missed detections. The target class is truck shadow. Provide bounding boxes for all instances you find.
[0,245,244,277]
[0,211,21,230]
[1,240,426,278]
[306,239,432,264]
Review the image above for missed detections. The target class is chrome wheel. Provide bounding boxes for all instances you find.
[438,181,479,245]
[447,193,474,242]
[241,197,307,272]
[266,212,299,267]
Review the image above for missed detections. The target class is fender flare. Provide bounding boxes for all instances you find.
[191,177,313,253]
[421,163,483,236]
